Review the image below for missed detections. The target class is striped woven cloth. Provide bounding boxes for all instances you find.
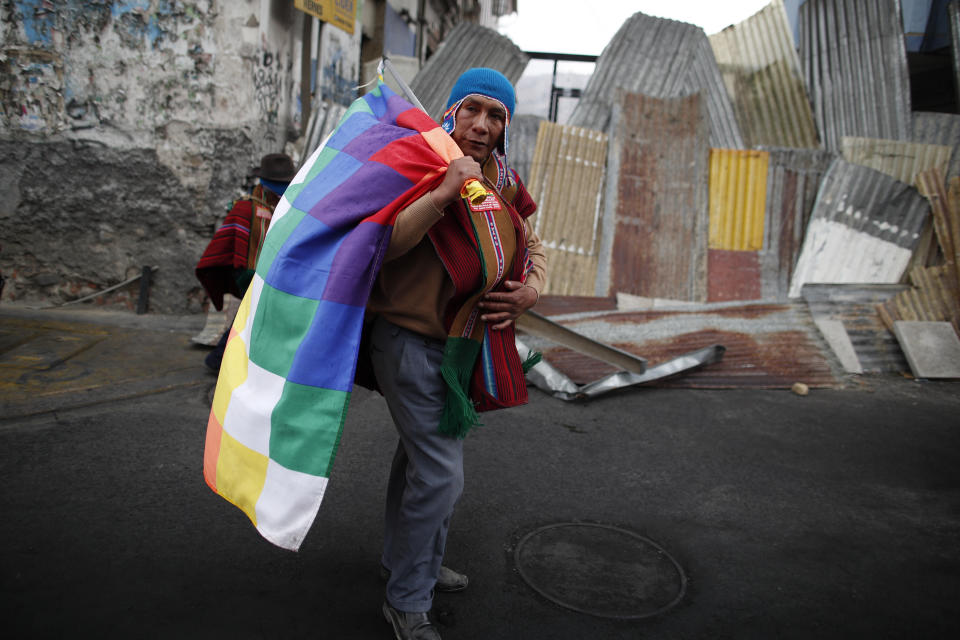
[203,82,463,551]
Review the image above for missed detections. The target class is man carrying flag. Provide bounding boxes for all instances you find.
[368,68,545,639]
[202,66,545,640]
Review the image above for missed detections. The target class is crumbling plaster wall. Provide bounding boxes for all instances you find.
[0,0,307,313]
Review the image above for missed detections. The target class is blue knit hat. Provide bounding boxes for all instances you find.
[441,68,516,189]
[445,67,515,118]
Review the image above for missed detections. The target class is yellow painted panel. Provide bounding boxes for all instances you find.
[709,149,769,251]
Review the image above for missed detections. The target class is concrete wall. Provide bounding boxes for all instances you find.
[0,0,308,313]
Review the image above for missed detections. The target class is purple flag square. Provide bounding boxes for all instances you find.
[341,124,416,163]
[322,221,392,307]
[307,160,414,230]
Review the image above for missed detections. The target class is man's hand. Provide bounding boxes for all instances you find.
[479,280,538,330]
[431,156,483,210]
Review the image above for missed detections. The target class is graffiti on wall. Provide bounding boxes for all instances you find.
[1,0,220,135]
[254,47,283,126]
[0,50,64,132]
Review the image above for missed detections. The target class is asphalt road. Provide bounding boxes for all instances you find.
[2,311,959,639]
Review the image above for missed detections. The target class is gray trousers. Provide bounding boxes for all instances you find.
[369,315,465,613]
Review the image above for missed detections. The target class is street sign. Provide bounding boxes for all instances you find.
[294,0,355,35]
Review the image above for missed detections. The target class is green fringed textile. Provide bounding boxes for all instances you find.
[521,349,542,373]
[438,337,483,439]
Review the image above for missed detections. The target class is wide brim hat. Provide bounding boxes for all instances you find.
[250,153,296,182]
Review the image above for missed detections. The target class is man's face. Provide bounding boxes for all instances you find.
[450,95,507,164]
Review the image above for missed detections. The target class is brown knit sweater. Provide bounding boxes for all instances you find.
[366,191,546,340]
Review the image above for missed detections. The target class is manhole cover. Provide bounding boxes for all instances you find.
[514,522,686,619]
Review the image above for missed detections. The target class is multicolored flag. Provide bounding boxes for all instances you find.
[203,81,464,551]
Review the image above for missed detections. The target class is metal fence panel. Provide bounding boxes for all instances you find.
[840,137,953,186]
[525,121,609,296]
[709,149,770,251]
[801,283,911,373]
[789,159,930,297]
[709,0,820,148]
[760,147,837,301]
[911,111,960,179]
[798,0,912,151]
[569,12,743,149]
[508,114,545,184]
[597,91,710,301]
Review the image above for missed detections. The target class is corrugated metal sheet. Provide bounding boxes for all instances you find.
[801,283,911,373]
[789,159,931,298]
[506,114,544,184]
[905,166,960,277]
[709,0,820,149]
[568,12,743,149]
[521,302,843,389]
[840,136,953,186]
[409,22,528,121]
[798,0,912,151]
[525,120,608,296]
[533,295,618,317]
[878,265,960,337]
[912,111,960,179]
[916,169,960,289]
[708,250,762,302]
[760,148,837,301]
[709,149,769,251]
[597,91,710,301]
[948,174,960,274]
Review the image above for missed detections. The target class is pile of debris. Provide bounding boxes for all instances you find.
[403,0,960,393]
[286,2,960,395]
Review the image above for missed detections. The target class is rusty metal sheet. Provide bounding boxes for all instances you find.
[840,136,953,187]
[534,295,618,317]
[598,91,710,301]
[801,283,911,374]
[522,302,843,389]
[569,12,742,148]
[526,121,608,296]
[708,249,762,302]
[409,22,528,121]
[789,159,930,298]
[709,0,820,149]
[798,0,912,151]
[709,149,769,251]
[760,148,837,301]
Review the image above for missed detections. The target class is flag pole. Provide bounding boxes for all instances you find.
[381,56,428,114]
[379,56,489,205]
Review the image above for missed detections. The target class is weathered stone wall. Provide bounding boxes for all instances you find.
[0,0,309,312]
[0,133,249,312]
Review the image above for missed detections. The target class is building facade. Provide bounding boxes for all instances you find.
[0,0,511,313]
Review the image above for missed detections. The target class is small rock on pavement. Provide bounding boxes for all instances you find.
[791,382,810,396]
